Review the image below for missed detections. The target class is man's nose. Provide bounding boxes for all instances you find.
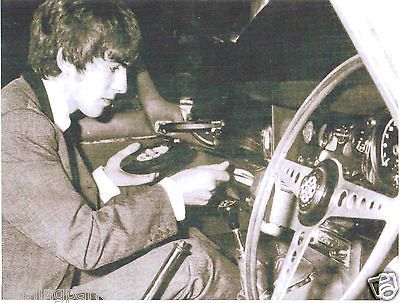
[112,67,127,94]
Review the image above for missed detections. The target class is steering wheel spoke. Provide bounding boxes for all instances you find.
[271,226,317,300]
[279,159,313,197]
[245,55,398,300]
[329,179,397,222]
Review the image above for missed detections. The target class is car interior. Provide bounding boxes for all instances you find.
[2,0,399,300]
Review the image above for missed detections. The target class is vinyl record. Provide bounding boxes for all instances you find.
[120,138,197,178]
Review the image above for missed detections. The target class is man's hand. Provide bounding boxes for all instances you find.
[170,161,230,205]
[104,143,158,186]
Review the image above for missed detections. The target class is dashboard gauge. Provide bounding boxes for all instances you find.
[302,121,315,144]
[375,119,399,194]
[380,119,398,168]
[378,119,399,190]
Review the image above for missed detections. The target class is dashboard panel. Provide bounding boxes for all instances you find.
[287,111,398,198]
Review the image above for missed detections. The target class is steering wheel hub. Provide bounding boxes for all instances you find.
[299,174,318,206]
[245,56,398,300]
[298,160,338,226]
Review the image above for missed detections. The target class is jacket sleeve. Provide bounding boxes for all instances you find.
[1,109,178,270]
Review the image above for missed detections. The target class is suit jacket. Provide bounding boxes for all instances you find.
[1,74,178,299]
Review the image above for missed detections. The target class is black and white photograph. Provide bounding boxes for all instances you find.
[1,0,399,300]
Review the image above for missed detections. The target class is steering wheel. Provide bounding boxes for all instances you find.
[244,55,399,300]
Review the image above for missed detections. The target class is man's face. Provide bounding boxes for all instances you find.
[69,57,127,118]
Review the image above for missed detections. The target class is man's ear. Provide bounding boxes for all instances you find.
[56,48,77,74]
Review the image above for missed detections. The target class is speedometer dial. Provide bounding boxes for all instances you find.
[379,119,399,190]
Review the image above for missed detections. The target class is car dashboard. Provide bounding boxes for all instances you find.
[2,0,399,300]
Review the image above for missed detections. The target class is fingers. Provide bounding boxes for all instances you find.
[190,169,229,190]
[107,143,141,167]
[185,199,208,206]
[118,142,141,158]
[117,171,158,186]
[213,170,230,182]
[183,191,210,206]
[196,161,230,182]
[206,161,230,171]
[192,190,213,201]
[127,172,157,186]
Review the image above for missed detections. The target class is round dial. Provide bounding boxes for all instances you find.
[378,119,399,190]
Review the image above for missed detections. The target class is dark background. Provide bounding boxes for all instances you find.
[2,0,356,88]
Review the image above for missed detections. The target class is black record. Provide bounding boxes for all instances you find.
[120,138,197,179]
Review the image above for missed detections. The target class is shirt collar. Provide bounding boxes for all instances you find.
[42,79,71,132]
[23,71,71,132]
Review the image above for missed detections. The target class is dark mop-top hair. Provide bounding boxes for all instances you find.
[28,0,141,78]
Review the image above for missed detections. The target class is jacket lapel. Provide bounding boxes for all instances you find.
[22,71,100,209]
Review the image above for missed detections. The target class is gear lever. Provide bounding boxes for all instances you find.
[218,199,245,256]
[218,199,247,299]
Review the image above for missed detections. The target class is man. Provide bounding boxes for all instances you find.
[1,0,240,299]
